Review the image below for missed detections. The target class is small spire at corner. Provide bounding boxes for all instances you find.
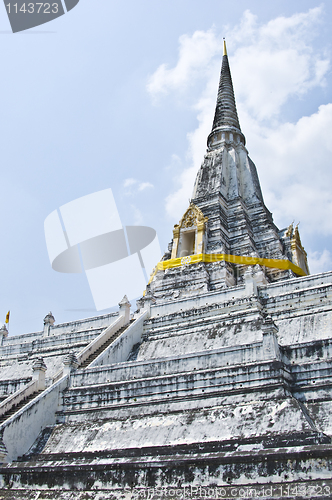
[223,38,227,56]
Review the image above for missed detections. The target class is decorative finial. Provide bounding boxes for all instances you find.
[43,311,55,326]
[223,38,227,56]
[286,221,294,238]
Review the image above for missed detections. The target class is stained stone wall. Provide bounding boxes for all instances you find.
[0,268,330,498]
[0,311,119,396]
[0,48,330,499]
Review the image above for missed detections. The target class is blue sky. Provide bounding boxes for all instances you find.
[1,0,332,335]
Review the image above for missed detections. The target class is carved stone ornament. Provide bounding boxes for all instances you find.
[179,203,208,230]
[293,224,303,248]
[44,312,55,326]
[285,222,294,238]
[184,211,195,228]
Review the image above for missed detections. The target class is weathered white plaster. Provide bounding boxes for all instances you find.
[88,310,148,368]
[0,50,331,497]
[0,375,69,462]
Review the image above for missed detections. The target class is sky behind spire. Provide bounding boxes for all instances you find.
[0,1,332,334]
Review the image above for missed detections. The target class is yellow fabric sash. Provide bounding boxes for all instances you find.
[148,253,307,285]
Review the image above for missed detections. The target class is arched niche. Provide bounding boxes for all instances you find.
[171,203,208,259]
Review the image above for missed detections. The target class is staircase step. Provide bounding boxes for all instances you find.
[0,390,43,424]
[79,321,134,370]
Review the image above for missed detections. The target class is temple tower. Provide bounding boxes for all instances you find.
[149,42,309,300]
[0,42,331,499]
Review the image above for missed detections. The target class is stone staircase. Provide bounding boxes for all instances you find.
[0,313,331,496]
[0,390,43,425]
[78,321,133,369]
[21,340,327,460]
[2,340,329,495]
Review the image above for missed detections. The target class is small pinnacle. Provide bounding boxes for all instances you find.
[223,39,227,56]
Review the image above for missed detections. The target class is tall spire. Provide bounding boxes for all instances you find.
[149,39,310,302]
[209,40,243,144]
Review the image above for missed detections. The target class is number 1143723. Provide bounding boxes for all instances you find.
[6,3,59,14]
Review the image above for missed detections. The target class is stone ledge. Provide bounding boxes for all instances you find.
[1,446,332,494]
[17,432,332,464]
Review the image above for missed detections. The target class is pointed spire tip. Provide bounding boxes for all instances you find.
[209,37,244,142]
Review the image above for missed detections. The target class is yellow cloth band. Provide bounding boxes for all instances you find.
[147,253,307,285]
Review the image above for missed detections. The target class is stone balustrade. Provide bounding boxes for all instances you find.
[87,309,148,369]
[0,379,38,420]
[0,375,69,462]
[76,316,125,367]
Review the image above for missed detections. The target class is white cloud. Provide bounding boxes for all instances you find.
[247,103,332,236]
[229,8,329,121]
[308,249,332,274]
[138,182,154,192]
[147,6,332,244]
[147,29,221,100]
[164,154,183,173]
[123,178,154,195]
[123,178,137,188]
[165,165,197,220]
